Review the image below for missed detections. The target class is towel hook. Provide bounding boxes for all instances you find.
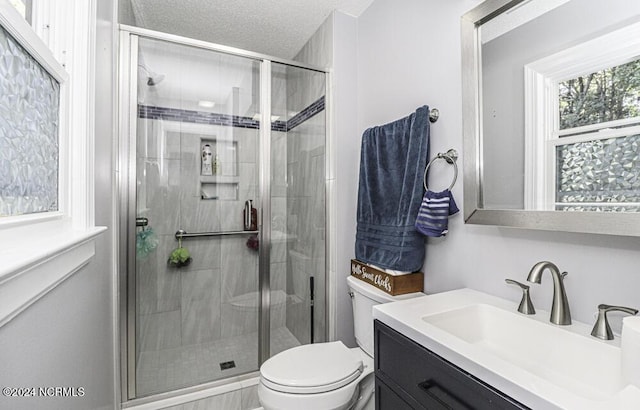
[423,149,458,191]
[429,108,439,123]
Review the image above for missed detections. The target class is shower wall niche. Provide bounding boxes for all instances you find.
[198,137,239,200]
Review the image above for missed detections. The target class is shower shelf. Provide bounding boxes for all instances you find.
[175,229,258,240]
[199,175,239,184]
[200,177,239,201]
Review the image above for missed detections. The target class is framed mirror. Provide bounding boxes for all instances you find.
[461,0,640,236]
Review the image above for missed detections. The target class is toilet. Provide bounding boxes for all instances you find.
[258,275,424,410]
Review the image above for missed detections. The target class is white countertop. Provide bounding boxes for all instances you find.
[373,288,640,410]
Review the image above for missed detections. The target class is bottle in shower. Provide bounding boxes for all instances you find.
[243,200,258,231]
[202,144,213,176]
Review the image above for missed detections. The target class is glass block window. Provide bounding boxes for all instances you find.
[0,24,60,217]
[552,57,640,212]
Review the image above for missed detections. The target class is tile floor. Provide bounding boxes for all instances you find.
[137,327,300,397]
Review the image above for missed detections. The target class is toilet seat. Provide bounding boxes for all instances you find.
[260,341,363,394]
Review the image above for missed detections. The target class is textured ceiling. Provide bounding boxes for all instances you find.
[126,0,375,59]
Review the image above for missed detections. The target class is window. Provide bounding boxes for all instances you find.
[559,59,640,130]
[0,1,69,225]
[0,22,62,218]
[0,0,96,228]
[524,22,640,212]
[555,59,640,212]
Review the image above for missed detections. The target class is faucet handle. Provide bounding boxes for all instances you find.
[591,304,639,340]
[505,279,536,315]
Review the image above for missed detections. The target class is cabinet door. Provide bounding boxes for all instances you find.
[374,320,528,410]
[375,376,415,410]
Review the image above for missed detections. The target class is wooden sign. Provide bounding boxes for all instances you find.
[350,259,423,296]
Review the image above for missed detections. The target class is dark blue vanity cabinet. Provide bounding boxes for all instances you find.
[374,320,529,410]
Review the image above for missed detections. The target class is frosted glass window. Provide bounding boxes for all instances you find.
[556,134,640,209]
[0,24,60,217]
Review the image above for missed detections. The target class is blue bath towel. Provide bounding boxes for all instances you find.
[355,106,430,272]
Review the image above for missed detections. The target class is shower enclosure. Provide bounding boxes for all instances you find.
[118,27,328,400]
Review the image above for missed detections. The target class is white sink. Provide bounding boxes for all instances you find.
[422,303,622,400]
[373,288,640,409]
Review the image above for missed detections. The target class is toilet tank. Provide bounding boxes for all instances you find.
[347,275,424,356]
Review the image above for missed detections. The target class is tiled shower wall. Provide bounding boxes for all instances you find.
[136,119,284,357]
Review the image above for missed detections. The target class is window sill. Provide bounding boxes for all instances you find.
[0,224,107,328]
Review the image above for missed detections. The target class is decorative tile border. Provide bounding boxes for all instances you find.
[138,106,260,129]
[138,96,325,132]
[272,120,288,132]
[287,96,325,131]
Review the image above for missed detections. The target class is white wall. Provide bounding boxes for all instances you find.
[351,0,640,344]
[332,11,359,346]
[0,1,118,409]
[0,255,116,410]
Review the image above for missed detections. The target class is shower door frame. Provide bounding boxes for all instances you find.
[117,25,332,403]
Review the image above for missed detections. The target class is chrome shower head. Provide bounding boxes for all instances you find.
[138,63,165,87]
[146,73,165,86]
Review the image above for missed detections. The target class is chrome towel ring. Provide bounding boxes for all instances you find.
[423,149,458,191]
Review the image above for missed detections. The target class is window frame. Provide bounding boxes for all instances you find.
[524,21,640,211]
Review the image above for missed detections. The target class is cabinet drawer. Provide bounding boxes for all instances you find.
[374,320,527,410]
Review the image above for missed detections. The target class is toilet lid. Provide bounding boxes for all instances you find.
[260,341,363,394]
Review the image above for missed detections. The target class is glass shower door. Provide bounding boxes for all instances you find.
[133,36,262,397]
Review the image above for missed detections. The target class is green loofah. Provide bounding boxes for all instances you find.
[168,240,192,267]
[169,247,190,264]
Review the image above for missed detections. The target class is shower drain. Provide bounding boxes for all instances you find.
[219,360,236,371]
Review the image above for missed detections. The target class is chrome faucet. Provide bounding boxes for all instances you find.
[505,279,536,315]
[526,261,571,325]
[591,304,638,340]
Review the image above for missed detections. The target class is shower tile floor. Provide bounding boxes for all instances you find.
[136,327,300,397]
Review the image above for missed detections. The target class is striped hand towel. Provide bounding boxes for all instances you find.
[415,189,459,237]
